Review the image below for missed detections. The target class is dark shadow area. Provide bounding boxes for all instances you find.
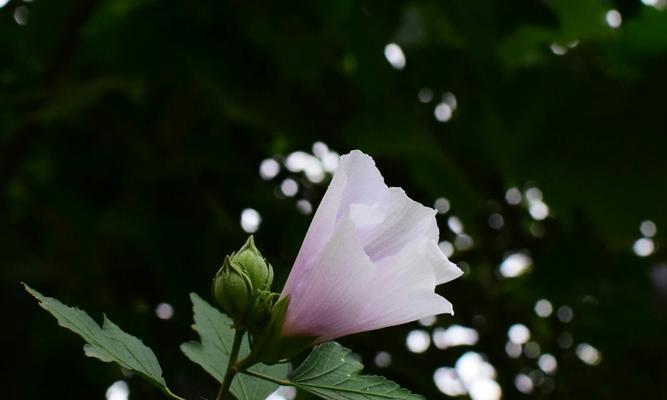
[2,0,666,398]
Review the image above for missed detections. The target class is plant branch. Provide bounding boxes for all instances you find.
[216,329,245,400]
[162,387,187,400]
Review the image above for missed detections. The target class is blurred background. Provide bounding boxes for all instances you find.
[2,0,667,399]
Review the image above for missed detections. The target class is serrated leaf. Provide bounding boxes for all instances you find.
[24,284,184,400]
[289,342,426,400]
[180,293,288,400]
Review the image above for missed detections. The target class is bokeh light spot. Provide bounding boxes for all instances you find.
[557,306,573,323]
[14,6,29,25]
[514,373,534,394]
[434,197,450,214]
[505,187,522,205]
[259,159,280,180]
[240,208,261,233]
[418,88,433,103]
[434,103,453,122]
[106,381,129,400]
[280,178,299,197]
[468,379,502,400]
[266,386,296,400]
[633,238,655,257]
[605,9,622,28]
[384,43,406,70]
[529,202,549,220]
[488,213,504,229]
[538,354,558,374]
[448,216,463,234]
[155,303,174,320]
[374,351,392,368]
[455,234,474,251]
[438,241,454,258]
[505,342,522,358]
[406,329,430,353]
[500,252,532,278]
[535,299,553,317]
[640,220,657,237]
[433,325,479,349]
[508,323,530,344]
[418,315,437,327]
[443,92,458,110]
[296,199,313,215]
[434,367,467,396]
[576,343,602,365]
[550,43,567,56]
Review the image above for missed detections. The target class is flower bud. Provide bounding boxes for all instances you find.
[212,255,254,323]
[245,290,279,332]
[233,236,274,292]
[212,236,275,328]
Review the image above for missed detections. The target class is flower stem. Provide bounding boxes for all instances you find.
[162,387,187,400]
[216,329,245,400]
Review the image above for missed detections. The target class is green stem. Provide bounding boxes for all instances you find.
[162,387,187,400]
[216,329,245,400]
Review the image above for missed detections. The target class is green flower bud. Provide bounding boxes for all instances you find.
[212,255,254,324]
[233,236,274,292]
[212,236,275,328]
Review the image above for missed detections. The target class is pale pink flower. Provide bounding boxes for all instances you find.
[281,150,462,342]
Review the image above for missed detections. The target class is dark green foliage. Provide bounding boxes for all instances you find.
[3,0,667,398]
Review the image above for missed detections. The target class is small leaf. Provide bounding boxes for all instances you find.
[24,284,184,400]
[289,342,426,400]
[180,293,288,400]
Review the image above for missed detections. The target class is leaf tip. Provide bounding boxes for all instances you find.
[23,283,45,303]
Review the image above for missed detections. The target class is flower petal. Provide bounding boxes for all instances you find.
[282,216,376,340]
[283,151,386,296]
[318,238,456,341]
[354,187,437,261]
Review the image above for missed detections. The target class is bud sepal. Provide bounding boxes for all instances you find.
[233,236,273,292]
[212,255,254,324]
[244,295,316,365]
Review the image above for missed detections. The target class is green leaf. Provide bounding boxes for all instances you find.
[180,293,288,400]
[24,284,184,400]
[288,342,425,400]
